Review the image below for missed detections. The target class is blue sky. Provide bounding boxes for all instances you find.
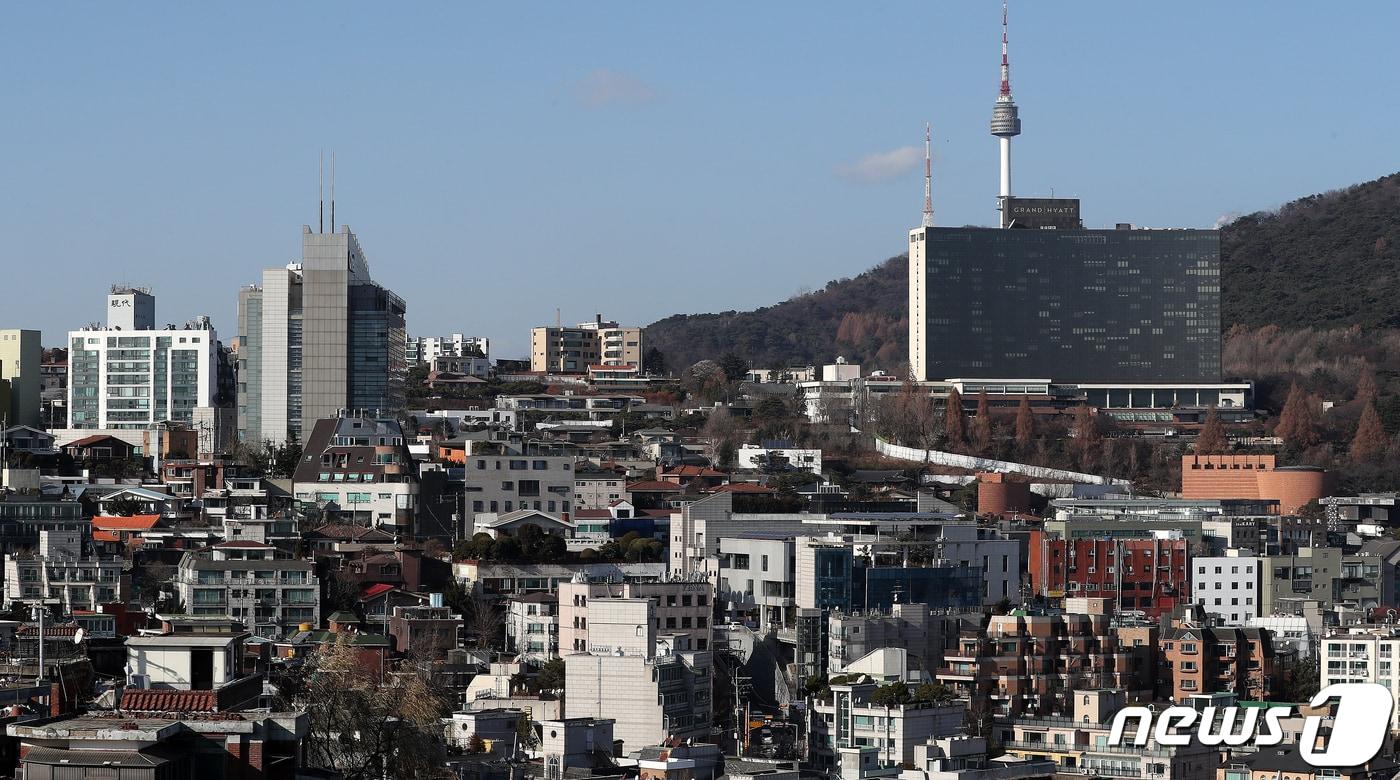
[4,2,1399,358]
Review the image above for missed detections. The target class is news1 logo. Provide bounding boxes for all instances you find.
[1107,683,1393,767]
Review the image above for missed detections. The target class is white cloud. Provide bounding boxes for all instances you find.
[574,69,661,108]
[836,145,922,183]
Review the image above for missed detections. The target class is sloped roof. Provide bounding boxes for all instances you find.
[625,480,683,492]
[360,583,397,600]
[64,434,131,449]
[120,688,217,713]
[92,515,162,531]
[711,482,776,494]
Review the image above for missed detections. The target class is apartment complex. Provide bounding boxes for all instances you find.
[0,329,42,427]
[238,225,407,444]
[1027,533,1189,618]
[809,680,965,768]
[406,333,489,364]
[176,542,320,638]
[67,288,219,430]
[1160,615,1276,703]
[1319,625,1400,726]
[530,315,642,374]
[936,610,1155,717]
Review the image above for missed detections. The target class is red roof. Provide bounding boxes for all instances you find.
[92,515,161,531]
[360,583,396,600]
[120,688,217,713]
[65,434,128,448]
[93,530,122,543]
[626,480,683,492]
[711,482,777,494]
[573,509,612,519]
[660,466,727,478]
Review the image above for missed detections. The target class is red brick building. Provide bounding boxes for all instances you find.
[1027,532,1190,618]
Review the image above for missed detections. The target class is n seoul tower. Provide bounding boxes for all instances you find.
[990,1,1022,228]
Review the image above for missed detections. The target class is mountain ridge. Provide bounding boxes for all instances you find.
[644,172,1400,373]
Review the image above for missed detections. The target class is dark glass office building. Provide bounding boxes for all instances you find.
[908,225,1221,383]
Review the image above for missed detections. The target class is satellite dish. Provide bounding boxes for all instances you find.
[72,628,85,645]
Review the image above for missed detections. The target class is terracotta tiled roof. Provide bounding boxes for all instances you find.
[92,515,161,531]
[625,480,683,492]
[65,434,127,448]
[120,688,217,713]
[711,482,776,494]
[660,465,726,477]
[93,530,121,543]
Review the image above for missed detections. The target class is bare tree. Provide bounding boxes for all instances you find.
[293,636,451,779]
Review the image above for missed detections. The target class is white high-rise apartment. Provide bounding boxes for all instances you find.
[406,334,489,365]
[67,287,218,430]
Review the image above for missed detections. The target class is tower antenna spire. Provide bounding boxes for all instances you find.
[922,123,934,228]
[990,0,1023,227]
[330,151,336,232]
[1000,1,1011,99]
[318,150,324,234]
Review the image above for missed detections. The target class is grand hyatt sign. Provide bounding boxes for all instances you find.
[1005,197,1081,229]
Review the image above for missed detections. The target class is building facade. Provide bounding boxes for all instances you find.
[291,414,418,534]
[175,542,320,638]
[67,289,219,430]
[1192,555,1261,625]
[238,225,407,444]
[0,329,42,427]
[907,225,1221,383]
[1027,533,1190,619]
[530,315,642,374]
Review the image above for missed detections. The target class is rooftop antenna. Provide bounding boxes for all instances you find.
[922,123,935,228]
[318,150,324,234]
[330,151,337,232]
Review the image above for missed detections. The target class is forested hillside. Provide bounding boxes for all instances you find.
[644,172,1400,374]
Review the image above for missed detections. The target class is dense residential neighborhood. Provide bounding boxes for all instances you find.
[4,3,1400,780]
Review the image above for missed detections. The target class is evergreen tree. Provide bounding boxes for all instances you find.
[1014,397,1035,449]
[1351,400,1389,461]
[1195,406,1228,454]
[971,392,993,453]
[1276,382,1320,449]
[1356,367,1379,406]
[944,388,966,449]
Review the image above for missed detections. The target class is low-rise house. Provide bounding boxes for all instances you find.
[125,616,250,691]
[8,710,308,779]
[900,735,1057,780]
[388,603,462,656]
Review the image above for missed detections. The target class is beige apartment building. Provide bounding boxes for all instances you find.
[530,315,642,374]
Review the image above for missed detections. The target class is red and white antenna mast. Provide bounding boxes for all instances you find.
[1000,1,1012,99]
[922,123,935,228]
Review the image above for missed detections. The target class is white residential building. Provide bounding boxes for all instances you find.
[506,592,559,663]
[4,553,126,613]
[1320,626,1400,725]
[408,334,490,365]
[557,574,713,654]
[736,443,823,474]
[1192,554,1261,625]
[562,598,712,753]
[67,287,219,430]
[175,542,319,638]
[718,533,796,628]
[126,623,249,690]
[809,681,965,769]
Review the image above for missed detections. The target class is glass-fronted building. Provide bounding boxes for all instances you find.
[908,225,1221,383]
